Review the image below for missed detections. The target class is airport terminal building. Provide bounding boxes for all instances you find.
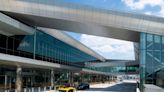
[0,0,164,92]
[0,15,110,91]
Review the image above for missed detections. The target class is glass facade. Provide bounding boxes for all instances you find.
[140,32,164,90]
[0,30,97,67]
[86,65,138,73]
[0,30,104,91]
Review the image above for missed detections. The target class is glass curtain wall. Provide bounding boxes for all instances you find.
[140,32,164,91]
[87,66,124,73]
[86,66,138,73]
[0,30,97,67]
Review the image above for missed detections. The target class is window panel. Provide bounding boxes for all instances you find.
[0,34,7,53]
[154,35,161,50]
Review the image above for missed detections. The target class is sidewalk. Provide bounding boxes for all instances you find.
[89,82,118,88]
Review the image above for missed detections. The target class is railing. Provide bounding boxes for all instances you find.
[3,86,58,92]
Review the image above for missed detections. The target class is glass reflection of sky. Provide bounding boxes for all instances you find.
[58,0,127,11]
[56,0,161,17]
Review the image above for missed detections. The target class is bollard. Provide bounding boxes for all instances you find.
[27,88,29,92]
[38,87,40,92]
[44,86,46,92]
[49,86,51,91]
[5,90,9,92]
[32,87,34,92]
[24,88,26,92]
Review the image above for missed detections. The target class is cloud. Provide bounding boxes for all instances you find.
[80,34,134,59]
[122,0,164,17]
[144,11,152,15]
[159,5,164,16]
[122,0,163,10]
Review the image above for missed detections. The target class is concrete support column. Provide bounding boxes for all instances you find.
[31,77,35,87]
[81,73,84,83]
[5,75,7,92]
[107,76,108,80]
[111,76,113,82]
[44,72,46,86]
[16,67,22,92]
[69,72,73,86]
[100,75,102,82]
[90,74,92,83]
[31,70,35,87]
[88,74,90,83]
[51,69,54,87]
[9,77,12,90]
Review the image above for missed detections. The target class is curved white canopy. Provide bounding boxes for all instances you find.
[2,0,164,42]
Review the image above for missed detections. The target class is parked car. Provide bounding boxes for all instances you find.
[77,83,90,90]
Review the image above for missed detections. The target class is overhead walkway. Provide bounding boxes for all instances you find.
[85,60,139,74]
[85,60,138,67]
[1,0,163,42]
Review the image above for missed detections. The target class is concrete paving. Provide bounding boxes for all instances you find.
[78,81,137,92]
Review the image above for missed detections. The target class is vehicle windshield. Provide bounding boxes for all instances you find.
[56,90,67,92]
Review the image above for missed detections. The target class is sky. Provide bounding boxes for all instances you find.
[62,0,164,60]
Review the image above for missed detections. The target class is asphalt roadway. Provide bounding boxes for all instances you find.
[78,81,137,92]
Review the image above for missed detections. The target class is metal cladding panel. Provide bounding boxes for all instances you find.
[0,0,163,36]
[0,0,164,33]
[3,0,163,42]
[0,13,35,35]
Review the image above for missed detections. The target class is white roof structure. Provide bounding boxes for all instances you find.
[0,13,35,36]
[0,12,105,62]
[1,0,164,42]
